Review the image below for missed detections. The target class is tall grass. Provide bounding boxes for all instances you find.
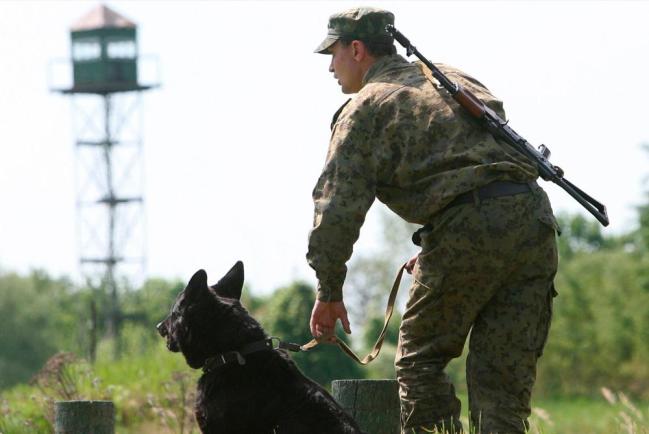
[524,388,649,434]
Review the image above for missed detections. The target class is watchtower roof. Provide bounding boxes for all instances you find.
[71,4,136,31]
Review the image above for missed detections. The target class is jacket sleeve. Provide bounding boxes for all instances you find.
[306,105,377,302]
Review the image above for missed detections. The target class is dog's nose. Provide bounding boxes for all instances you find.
[156,321,167,337]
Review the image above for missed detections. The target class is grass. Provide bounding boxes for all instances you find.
[1,344,648,434]
[528,392,649,434]
[408,391,649,433]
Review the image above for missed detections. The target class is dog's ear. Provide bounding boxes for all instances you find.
[211,261,244,300]
[186,269,208,300]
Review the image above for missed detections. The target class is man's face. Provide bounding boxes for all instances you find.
[328,40,364,94]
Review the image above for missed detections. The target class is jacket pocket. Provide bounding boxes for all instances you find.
[537,211,561,236]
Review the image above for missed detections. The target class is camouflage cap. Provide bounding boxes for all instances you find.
[314,7,395,54]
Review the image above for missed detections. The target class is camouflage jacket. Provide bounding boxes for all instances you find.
[307,54,537,302]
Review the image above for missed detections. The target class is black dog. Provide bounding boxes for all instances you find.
[157,261,364,434]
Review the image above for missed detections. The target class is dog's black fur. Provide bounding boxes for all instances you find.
[157,261,364,434]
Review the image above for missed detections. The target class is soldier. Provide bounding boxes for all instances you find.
[307,7,559,434]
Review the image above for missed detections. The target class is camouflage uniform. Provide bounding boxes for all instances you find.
[308,8,559,434]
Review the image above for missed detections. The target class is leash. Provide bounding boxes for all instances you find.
[204,262,407,370]
[300,262,407,365]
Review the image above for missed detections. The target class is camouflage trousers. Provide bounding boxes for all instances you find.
[395,185,558,434]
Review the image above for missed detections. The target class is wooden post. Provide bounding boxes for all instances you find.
[54,400,114,434]
[332,379,400,434]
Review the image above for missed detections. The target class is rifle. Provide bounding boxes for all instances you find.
[386,24,609,227]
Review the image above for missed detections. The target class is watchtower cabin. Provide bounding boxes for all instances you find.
[67,4,150,93]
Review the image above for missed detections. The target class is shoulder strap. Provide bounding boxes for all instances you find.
[330,98,352,130]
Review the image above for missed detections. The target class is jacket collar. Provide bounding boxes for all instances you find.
[361,54,411,87]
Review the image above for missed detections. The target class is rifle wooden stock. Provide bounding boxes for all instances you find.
[452,86,487,118]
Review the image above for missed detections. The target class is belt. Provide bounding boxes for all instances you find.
[412,180,535,246]
[444,180,533,209]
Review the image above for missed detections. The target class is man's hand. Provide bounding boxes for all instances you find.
[309,300,351,343]
[405,254,419,274]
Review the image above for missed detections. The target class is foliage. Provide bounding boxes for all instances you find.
[118,277,185,352]
[556,213,611,259]
[0,270,81,389]
[0,266,188,391]
[538,239,649,398]
[358,310,402,379]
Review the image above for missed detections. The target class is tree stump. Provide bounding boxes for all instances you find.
[332,379,400,434]
[54,400,114,434]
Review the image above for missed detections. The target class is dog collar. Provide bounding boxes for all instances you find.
[202,337,302,373]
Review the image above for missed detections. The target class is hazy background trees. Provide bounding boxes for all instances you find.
[2,171,649,399]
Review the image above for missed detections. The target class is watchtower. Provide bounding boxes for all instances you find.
[53,4,158,359]
[69,5,150,93]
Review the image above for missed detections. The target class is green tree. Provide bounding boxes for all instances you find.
[538,245,649,398]
[534,202,649,399]
[359,310,402,379]
[116,276,186,355]
[0,270,80,389]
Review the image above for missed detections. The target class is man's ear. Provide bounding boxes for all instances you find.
[351,40,366,61]
[211,261,244,300]
[186,269,208,299]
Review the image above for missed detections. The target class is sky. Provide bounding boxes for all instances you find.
[0,1,648,295]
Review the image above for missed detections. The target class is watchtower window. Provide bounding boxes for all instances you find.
[107,39,136,59]
[72,38,101,61]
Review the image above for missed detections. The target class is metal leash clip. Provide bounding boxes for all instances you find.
[269,337,302,353]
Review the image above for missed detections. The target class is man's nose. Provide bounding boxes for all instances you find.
[329,58,334,73]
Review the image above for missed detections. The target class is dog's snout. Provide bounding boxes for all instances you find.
[156,320,168,337]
